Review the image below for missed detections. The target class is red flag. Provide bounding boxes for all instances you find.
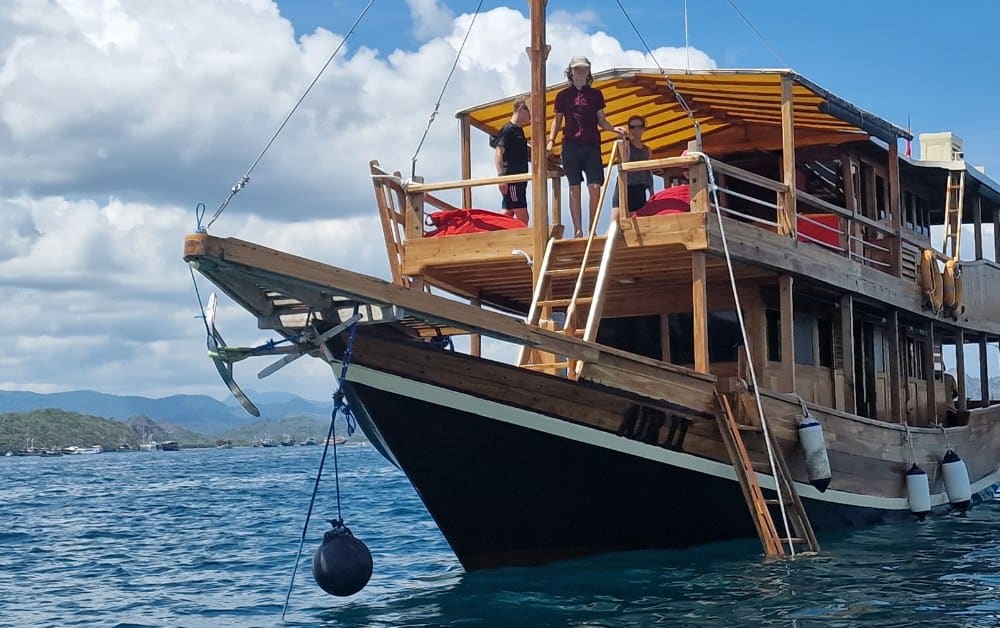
[905,113,912,157]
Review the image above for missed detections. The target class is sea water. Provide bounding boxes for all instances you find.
[2,445,1000,627]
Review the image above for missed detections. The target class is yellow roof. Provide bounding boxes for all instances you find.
[458,69,910,162]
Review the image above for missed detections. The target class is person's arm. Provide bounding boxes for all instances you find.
[596,109,626,136]
[495,143,507,192]
[547,113,563,153]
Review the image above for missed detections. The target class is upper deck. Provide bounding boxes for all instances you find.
[371,68,1000,336]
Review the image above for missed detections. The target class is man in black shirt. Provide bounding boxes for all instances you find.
[492,97,531,223]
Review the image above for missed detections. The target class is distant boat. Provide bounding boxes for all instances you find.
[325,436,348,446]
[300,437,318,446]
[279,434,296,446]
[64,445,102,455]
[215,438,233,449]
[159,441,180,452]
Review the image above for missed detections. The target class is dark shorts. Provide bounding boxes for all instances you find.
[502,181,528,210]
[561,142,604,186]
[612,183,649,213]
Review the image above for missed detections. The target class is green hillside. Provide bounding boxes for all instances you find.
[0,409,212,452]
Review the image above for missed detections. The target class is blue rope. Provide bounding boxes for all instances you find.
[281,313,360,621]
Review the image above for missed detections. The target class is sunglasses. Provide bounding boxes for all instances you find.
[629,124,645,129]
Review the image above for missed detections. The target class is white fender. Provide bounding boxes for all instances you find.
[797,413,832,492]
[942,449,972,511]
[906,464,931,520]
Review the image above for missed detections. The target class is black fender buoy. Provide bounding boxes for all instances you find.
[312,519,373,596]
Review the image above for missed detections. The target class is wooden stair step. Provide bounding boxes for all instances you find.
[779,537,807,544]
[537,297,594,307]
[737,424,763,432]
[546,266,600,276]
[522,361,570,370]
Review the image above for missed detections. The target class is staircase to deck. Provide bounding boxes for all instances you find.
[516,220,621,377]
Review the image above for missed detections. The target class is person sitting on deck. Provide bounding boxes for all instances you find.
[936,368,961,425]
[492,97,531,223]
[611,115,654,220]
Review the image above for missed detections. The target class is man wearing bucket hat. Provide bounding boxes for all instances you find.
[546,56,626,238]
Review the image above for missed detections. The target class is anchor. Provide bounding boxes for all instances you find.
[203,292,363,416]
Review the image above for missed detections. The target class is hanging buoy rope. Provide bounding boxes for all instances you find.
[903,422,931,520]
[281,313,370,620]
[196,0,377,233]
[409,0,484,179]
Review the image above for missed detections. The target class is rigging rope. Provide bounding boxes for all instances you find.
[698,152,796,556]
[282,310,360,621]
[614,0,701,148]
[724,0,787,67]
[410,0,485,179]
[198,0,377,233]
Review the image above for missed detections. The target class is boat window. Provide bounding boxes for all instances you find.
[873,328,886,373]
[905,337,925,378]
[667,311,742,365]
[766,309,781,361]
[794,315,816,366]
[818,319,833,367]
[596,314,662,360]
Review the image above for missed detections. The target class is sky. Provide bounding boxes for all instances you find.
[2,0,999,405]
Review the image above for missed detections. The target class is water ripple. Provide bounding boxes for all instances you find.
[3,446,1000,626]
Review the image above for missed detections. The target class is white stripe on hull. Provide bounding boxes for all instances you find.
[347,364,1000,511]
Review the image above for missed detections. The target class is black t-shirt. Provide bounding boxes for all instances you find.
[494,122,529,174]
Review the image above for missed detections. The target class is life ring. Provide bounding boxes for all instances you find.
[920,249,943,313]
[943,259,964,317]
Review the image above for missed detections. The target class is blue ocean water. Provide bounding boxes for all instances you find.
[3,445,1000,627]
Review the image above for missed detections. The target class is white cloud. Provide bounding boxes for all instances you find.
[0,0,715,404]
[407,0,454,41]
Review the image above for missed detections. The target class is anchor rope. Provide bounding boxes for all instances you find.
[698,153,797,556]
[281,312,360,621]
[410,0,484,179]
[199,0,377,233]
[903,421,918,466]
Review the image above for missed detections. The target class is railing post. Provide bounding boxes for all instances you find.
[404,175,424,242]
[888,140,902,276]
[779,75,797,238]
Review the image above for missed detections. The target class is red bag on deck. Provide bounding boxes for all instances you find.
[426,209,527,237]
[633,185,691,216]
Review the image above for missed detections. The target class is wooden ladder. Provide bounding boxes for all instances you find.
[714,389,820,557]
[516,232,606,373]
[942,169,965,262]
[517,141,623,376]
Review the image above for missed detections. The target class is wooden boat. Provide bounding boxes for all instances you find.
[184,3,1000,570]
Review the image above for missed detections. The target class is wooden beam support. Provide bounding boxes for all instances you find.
[779,274,795,391]
[974,194,983,260]
[840,294,856,414]
[924,322,937,424]
[692,250,709,373]
[528,4,549,288]
[779,75,797,237]
[470,296,482,357]
[887,140,902,276]
[980,336,990,404]
[995,198,1000,262]
[887,309,902,422]
[460,114,472,209]
[956,329,966,412]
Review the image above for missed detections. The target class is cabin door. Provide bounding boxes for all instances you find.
[854,321,879,418]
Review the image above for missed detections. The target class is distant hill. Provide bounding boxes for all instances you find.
[0,409,212,452]
[0,389,331,436]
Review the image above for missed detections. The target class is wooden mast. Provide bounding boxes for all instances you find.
[528,0,549,286]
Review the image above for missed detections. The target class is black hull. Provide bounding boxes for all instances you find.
[345,378,916,571]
